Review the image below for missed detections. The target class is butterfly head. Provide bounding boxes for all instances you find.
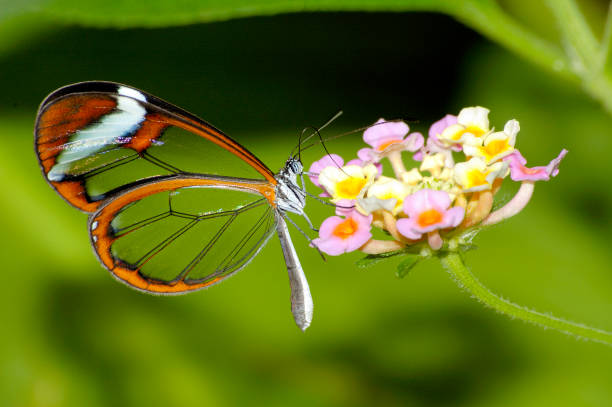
[284,157,304,176]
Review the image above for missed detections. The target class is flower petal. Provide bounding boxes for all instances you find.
[403,132,424,152]
[363,118,409,150]
[546,148,568,177]
[335,199,355,217]
[396,218,422,239]
[429,114,457,139]
[441,206,465,228]
[308,154,344,187]
[312,237,346,256]
[424,189,452,212]
[457,106,490,131]
[318,216,344,239]
[505,148,568,181]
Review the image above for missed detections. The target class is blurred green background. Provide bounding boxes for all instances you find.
[2,1,612,406]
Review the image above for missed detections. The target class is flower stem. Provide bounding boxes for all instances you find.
[601,1,612,74]
[448,0,574,81]
[544,0,612,114]
[482,181,535,226]
[360,239,404,254]
[545,0,599,68]
[439,252,612,346]
[387,150,407,178]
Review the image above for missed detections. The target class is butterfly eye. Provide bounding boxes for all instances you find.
[288,159,303,174]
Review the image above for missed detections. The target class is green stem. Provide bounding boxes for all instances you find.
[600,1,612,75]
[545,0,612,114]
[545,0,599,68]
[439,251,612,346]
[448,0,575,82]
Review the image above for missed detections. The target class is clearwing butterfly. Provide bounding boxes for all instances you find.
[34,81,315,330]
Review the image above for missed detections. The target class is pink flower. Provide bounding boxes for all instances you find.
[414,114,460,163]
[308,154,344,186]
[504,149,568,182]
[429,114,458,142]
[362,119,424,159]
[396,189,465,240]
[312,202,373,256]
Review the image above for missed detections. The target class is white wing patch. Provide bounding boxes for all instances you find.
[47,94,147,181]
[118,86,147,102]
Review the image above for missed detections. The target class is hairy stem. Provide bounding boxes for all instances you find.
[439,252,612,346]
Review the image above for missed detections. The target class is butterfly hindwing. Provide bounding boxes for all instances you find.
[35,81,276,212]
[89,174,278,294]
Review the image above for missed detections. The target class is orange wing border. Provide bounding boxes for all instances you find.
[89,174,277,294]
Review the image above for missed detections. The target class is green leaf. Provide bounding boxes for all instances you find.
[458,243,478,253]
[356,250,406,269]
[1,0,455,28]
[395,255,420,279]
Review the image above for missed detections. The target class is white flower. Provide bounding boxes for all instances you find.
[366,176,411,214]
[319,164,378,202]
[438,106,491,146]
[356,197,397,215]
[463,119,519,163]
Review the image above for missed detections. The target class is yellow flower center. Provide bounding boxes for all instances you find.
[332,218,358,239]
[336,177,367,199]
[417,209,443,227]
[377,139,401,151]
[483,139,509,160]
[376,192,394,200]
[452,125,486,141]
[466,169,488,188]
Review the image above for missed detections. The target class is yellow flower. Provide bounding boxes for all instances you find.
[319,164,377,202]
[463,119,519,163]
[366,176,411,214]
[454,157,508,192]
[438,106,491,146]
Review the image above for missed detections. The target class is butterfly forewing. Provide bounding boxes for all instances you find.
[35,82,276,212]
[90,175,277,293]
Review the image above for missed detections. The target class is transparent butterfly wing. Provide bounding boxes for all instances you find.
[89,175,277,293]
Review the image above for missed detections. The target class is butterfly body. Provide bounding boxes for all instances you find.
[35,81,313,330]
[275,158,307,216]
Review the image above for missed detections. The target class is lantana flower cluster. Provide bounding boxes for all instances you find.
[310,107,567,255]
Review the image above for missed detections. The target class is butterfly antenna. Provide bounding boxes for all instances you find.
[296,125,347,179]
[291,110,344,160]
[300,117,415,154]
[303,189,355,209]
[299,110,344,148]
[295,126,312,162]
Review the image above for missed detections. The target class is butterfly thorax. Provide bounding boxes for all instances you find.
[275,158,306,215]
